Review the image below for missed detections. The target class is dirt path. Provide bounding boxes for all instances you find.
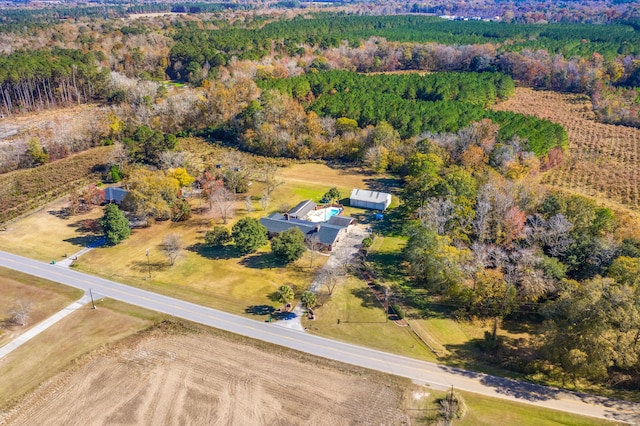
[308,224,369,293]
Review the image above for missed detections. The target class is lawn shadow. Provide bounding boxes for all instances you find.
[130,260,170,274]
[363,176,403,195]
[371,208,406,236]
[351,287,380,309]
[267,291,281,303]
[48,207,71,220]
[367,250,405,283]
[63,235,105,248]
[239,252,282,269]
[245,305,275,316]
[187,243,241,260]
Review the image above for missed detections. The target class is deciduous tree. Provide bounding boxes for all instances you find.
[277,284,295,306]
[205,226,231,247]
[301,291,317,309]
[9,299,33,326]
[232,217,267,254]
[271,227,306,263]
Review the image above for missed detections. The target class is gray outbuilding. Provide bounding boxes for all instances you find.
[349,189,391,210]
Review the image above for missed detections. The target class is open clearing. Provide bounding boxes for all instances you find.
[0,316,616,426]
[0,104,99,145]
[0,199,104,262]
[491,87,640,214]
[0,298,154,412]
[1,322,411,426]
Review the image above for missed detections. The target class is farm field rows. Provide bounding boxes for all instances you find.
[0,304,616,426]
[1,322,411,425]
[491,88,640,212]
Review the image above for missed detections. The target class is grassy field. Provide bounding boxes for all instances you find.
[0,268,83,347]
[72,161,399,318]
[0,199,104,262]
[414,389,617,426]
[76,216,321,317]
[303,276,438,362]
[0,298,156,409]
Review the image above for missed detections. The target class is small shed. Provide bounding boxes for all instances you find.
[349,189,391,211]
[104,187,128,205]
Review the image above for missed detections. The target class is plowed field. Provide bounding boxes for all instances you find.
[1,326,410,425]
[492,88,640,211]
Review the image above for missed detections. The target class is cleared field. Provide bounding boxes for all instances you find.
[491,87,640,212]
[1,317,617,426]
[0,299,154,411]
[1,323,411,425]
[0,268,82,347]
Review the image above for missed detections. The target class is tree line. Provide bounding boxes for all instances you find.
[166,13,640,128]
[0,49,109,116]
[168,14,640,81]
[257,71,566,155]
[387,118,640,388]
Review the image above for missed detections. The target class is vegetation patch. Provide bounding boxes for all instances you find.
[0,146,114,225]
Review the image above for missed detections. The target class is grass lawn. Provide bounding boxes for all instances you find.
[0,298,156,409]
[76,216,325,318]
[277,162,401,214]
[72,161,398,319]
[302,276,438,362]
[0,200,103,262]
[0,268,83,347]
[414,389,617,426]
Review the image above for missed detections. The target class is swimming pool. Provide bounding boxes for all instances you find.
[305,207,342,223]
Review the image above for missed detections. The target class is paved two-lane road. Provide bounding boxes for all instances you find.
[0,250,638,423]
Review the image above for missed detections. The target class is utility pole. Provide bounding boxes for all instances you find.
[89,289,96,309]
[146,248,151,278]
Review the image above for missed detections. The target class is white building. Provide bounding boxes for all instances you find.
[349,189,392,211]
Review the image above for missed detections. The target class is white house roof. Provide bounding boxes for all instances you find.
[350,188,391,203]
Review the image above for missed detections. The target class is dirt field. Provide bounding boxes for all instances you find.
[491,88,640,212]
[1,324,410,426]
[0,105,102,148]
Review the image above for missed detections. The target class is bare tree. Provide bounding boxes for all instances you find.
[9,299,33,326]
[439,388,467,426]
[543,214,574,257]
[306,235,322,268]
[472,198,491,242]
[261,160,283,195]
[321,268,340,296]
[158,150,189,170]
[163,233,182,266]
[210,186,236,224]
[260,189,271,211]
[245,196,254,213]
[418,197,455,235]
